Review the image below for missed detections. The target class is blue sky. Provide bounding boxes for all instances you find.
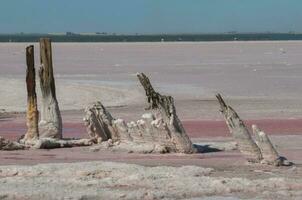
[0,0,301,34]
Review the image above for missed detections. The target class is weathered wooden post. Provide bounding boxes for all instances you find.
[24,45,39,141]
[83,73,195,153]
[216,94,292,166]
[137,73,194,153]
[39,38,62,139]
[216,94,262,162]
[252,125,291,166]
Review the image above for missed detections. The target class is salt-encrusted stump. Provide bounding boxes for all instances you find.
[216,94,262,163]
[216,94,292,166]
[32,138,95,149]
[137,73,194,153]
[252,125,291,166]
[84,73,194,153]
[39,38,62,139]
[0,137,25,151]
[2,40,94,151]
[84,102,116,143]
[1,40,98,151]
[23,45,39,142]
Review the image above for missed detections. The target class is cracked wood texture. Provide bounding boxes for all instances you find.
[216,94,262,163]
[84,73,194,153]
[0,137,25,151]
[137,73,194,153]
[252,125,292,166]
[24,45,39,142]
[217,94,292,166]
[39,38,62,139]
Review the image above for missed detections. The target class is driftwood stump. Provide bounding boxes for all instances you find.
[84,102,117,143]
[39,38,62,139]
[216,94,262,162]
[137,73,194,153]
[252,125,291,166]
[23,45,39,142]
[0,40,98,151]
[84,73,194,154]
[216,94,291,166]
[0,137,25,151]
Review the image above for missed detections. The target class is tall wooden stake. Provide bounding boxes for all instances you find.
[24,45,39,141]
[39,38,62,139]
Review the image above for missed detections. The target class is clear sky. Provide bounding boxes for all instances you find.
[0,0,301,34]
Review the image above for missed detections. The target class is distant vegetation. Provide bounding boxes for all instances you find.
[1,33,302,42]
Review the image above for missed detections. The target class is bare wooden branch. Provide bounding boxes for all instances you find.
[39,38,62,139]
[23,45,39,142]
[216,94,262,162]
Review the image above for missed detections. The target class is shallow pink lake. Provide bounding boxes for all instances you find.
[1,118,302,141]
[1,42,302,166]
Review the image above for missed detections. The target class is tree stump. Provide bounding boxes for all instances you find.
[216,94,292,166]
[137,73,194,153]
[23,45,39,142]
[252,125,291,166]
[216,94,262,162]
[84,101,116,143]
[39,38,62,139]
[84,73,195,154]
[0,137,25,151]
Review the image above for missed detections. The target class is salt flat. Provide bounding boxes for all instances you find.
[1,41,302,119]
[0,160,301,200]
[1,41,302,200]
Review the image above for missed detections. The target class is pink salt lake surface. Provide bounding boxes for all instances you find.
[0,115,301,167]
[1,118,302,141]
[1,42,302,166]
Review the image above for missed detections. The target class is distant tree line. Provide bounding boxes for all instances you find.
[1,33,302,42]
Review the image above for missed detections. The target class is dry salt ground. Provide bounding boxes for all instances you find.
[0,161,302,200]
[2,41,302,119]
[1,42,302,199]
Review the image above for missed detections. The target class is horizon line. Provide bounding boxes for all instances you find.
[0,31,301,36]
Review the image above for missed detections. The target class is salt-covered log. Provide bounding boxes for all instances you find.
[32,138,95,149]
[83,102,117,143]
[23,45,39,142]
[0,137,25,151]
[216,94,262,162]
[137,73,194,153]
[39,38,62,139]
[217,94,292,166]
[84,102,169,153]
[252,125,292,166]
[84,73,195,153]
